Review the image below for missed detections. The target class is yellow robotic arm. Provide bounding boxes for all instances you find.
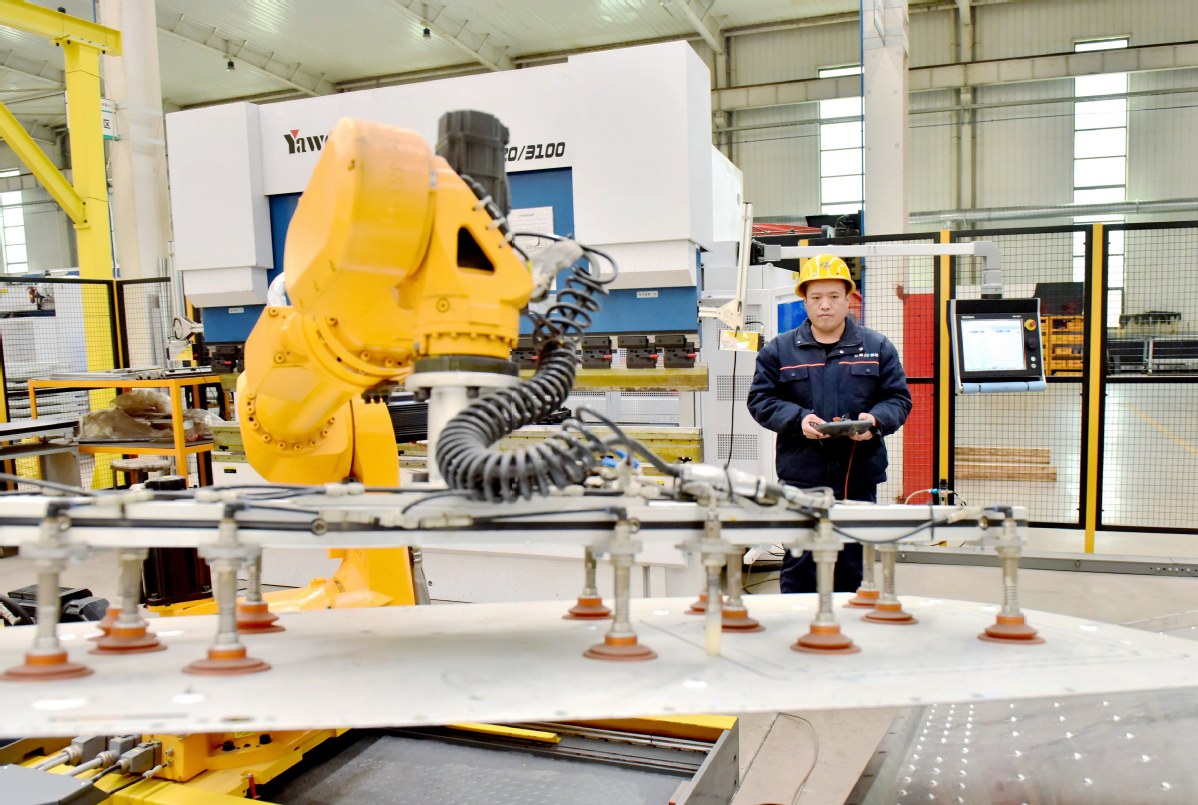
[237,116,532,484]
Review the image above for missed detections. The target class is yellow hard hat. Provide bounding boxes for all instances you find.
[796,254,855,296]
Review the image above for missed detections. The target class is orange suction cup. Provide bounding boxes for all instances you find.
[89,606,121,640]
[844,588,879,608]
[183,646,270,676]
[721,605,764,632]
[563,596,612,620]
[237,602,284,633]
[792,623,860,654]
[3,651,93,681]
[584,634,657,662]
[979,614,1045,644]
[91,623,166,654]
[862,601,918,625]
[686,593,723,615]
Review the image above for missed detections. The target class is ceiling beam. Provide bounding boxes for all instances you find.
[157,10,336,97]
[713,41,1198,112]
[0,47,64,86]
[389,1,513,72]
[12,116,58,145]
[671,0,724,55]
[0,0,120,53]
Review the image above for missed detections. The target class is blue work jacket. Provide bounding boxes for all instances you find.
[747,317,912,489]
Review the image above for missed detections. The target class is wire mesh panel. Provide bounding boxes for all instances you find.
[951,228,1087,525]
[118,278,174,369]
[0,277,117,422]
[805,235,940,504]
[954,382,1083,522]
[1102,223,1198,531]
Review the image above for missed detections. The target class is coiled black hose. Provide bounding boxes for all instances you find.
[436,242,618,503]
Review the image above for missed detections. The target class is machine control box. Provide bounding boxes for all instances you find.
[949,298,1046,393]
[512,337,537,370]
[656,334,698,369]
[579,336,614,369]
[618,335,659,369]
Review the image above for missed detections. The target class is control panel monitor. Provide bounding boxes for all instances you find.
[949,298,1046,393]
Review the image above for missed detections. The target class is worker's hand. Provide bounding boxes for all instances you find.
[801,413,828,439]
[850,412,878,441]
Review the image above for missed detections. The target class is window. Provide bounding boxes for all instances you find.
[0,170,26,275]
[818,65,862,215]
[1073,39,1127,327]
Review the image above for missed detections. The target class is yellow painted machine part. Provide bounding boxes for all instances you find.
[569,715,738,744]
[937,230,952,489]
[1084,223,1105,553]
[447,723,562,744]
[0,0,122,51]
[239,117,531,481]
[0,104,83,222]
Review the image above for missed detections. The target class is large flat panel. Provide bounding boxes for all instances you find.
[4,596,1198,737]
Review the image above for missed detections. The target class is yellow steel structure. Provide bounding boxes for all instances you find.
[1083,223,1105,553]
[0,0,120,282]
[937,230,952,490]
[520,365,710,391]
[0,1,122,485]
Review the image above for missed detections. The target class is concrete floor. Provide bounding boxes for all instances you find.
[3,552,1198,803]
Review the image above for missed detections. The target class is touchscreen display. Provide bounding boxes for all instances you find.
[960,316,1027,373]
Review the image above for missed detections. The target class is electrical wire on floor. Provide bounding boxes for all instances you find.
[738,712,820,805]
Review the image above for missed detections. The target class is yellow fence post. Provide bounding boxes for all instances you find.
[936,230,953,495]
[1083,224,1106,553]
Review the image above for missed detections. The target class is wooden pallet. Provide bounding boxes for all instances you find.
[956,446,1057,482]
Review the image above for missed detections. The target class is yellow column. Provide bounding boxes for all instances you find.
[63,40,112,281]
[1083,224,1105,553]
[63,40,117,488]
[936,230,952,491]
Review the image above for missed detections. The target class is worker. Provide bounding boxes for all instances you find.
[747,254,912,593]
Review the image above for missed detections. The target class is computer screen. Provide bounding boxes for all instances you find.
[960,316,1028,373]
[949,298,1046,393]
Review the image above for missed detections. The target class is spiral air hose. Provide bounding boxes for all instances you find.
[436,245,617,503]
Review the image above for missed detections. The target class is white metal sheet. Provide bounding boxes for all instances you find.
[1,594,1196,737]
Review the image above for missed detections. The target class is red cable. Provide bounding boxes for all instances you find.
[843,441,857,501]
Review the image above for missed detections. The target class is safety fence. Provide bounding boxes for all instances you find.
[0,275,181,421]
[808,221,1197,541]
[0,276,203,489]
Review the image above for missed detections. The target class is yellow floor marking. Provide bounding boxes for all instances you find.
[1124,401,1198,459]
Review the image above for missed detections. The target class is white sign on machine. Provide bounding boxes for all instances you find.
[256,64,572,196]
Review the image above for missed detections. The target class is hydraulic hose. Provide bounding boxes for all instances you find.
[436,243,616,503]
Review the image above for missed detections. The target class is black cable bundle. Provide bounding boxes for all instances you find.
[436,240,619,503]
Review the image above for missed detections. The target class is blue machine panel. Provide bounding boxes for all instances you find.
[201,167,700,341]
